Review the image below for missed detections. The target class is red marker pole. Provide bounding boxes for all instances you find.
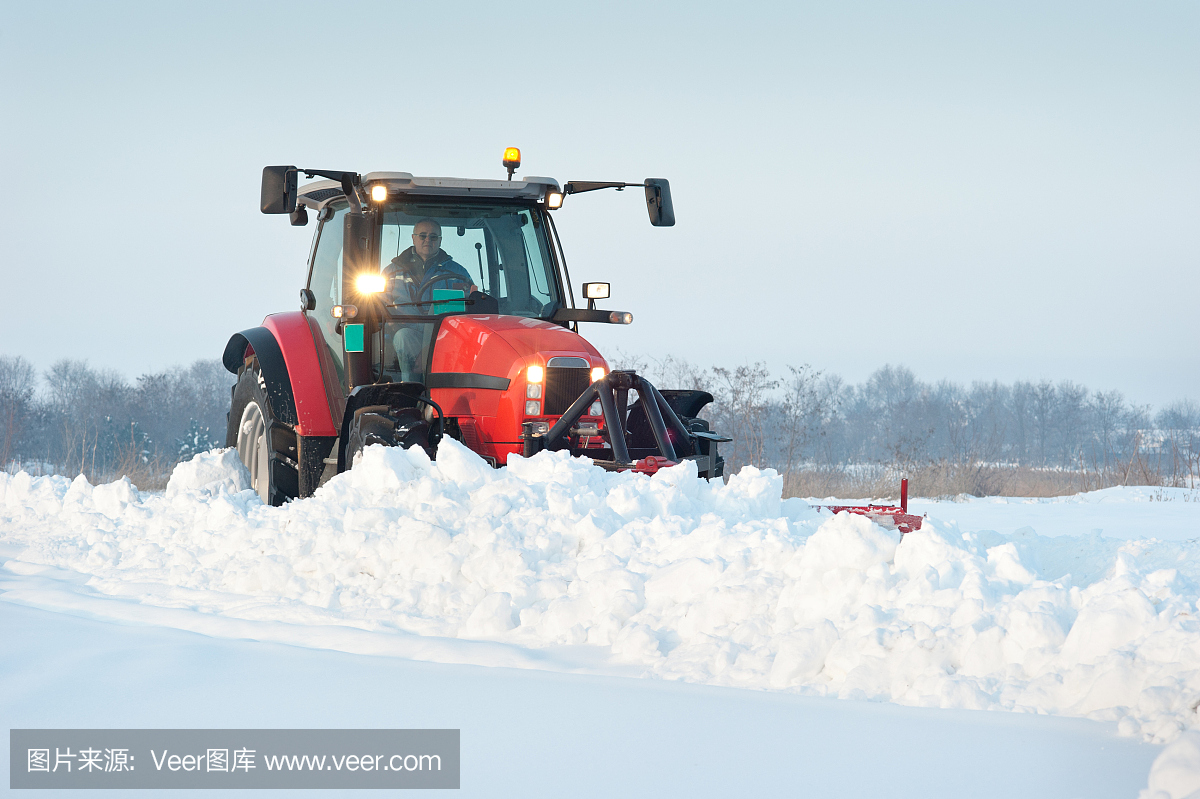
[901,478,909,514]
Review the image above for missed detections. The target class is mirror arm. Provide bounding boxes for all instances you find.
[299,168,354,183]
[296,168,364,213]
[563,181,644,194]
[564,179,674,226]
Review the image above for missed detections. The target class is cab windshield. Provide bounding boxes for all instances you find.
[374,202,562,318]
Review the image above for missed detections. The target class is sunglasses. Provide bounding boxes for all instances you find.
[414,232,442,241]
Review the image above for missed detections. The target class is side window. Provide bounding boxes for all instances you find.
[519,210,553,308]
[308,203,348,384]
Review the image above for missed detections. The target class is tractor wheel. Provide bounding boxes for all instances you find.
[344,405,434,466]
[226,362,296,505]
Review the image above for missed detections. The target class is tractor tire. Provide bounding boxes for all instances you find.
[344,405,434,466]
[226,362,298,505]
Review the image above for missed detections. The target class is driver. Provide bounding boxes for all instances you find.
[383,218,476,305]
[385,218,477,380]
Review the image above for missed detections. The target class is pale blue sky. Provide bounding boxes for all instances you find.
[2,1,1196,406]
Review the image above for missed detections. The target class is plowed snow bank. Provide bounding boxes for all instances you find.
[2,441,1199,743]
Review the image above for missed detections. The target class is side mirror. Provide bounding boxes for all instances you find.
[290,206,308,226]
[644,178,675,227]
[261,165,298,214]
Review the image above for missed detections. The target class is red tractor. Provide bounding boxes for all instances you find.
[223,149,730,504]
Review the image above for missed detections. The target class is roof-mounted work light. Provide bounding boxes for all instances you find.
[370,184,388,203]
[503,147,521,179]
[546,190,563,209]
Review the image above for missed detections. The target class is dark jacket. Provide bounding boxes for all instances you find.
[383,248,474,308]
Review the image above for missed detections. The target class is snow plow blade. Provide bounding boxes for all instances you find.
[813,478,925,534]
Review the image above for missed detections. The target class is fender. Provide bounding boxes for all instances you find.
[221,312,339,436]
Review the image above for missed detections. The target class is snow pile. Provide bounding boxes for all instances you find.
[164,447,251,497]
[1140,730,1200,799]
[2,441,1200,743]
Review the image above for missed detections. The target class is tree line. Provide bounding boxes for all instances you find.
[612,352,1200,495]
[2,352,1197,496]
[0,355,233,487]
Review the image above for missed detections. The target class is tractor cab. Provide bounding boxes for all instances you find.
[224,151,727,506]
[305,182,573,392]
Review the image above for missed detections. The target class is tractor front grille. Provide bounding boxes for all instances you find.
[545,367,592,416]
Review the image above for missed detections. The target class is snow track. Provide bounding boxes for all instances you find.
[2,441,1199,744]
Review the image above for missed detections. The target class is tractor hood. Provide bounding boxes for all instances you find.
[431,315,607,379]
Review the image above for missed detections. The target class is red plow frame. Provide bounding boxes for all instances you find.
[813,478,925,534]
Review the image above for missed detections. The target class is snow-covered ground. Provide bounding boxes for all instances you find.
[910,486,1200,542]
[3,442,1199,796]
[1,600,1160,798]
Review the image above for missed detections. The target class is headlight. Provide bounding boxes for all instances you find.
[525,400,540,416]
[590,367,606,383]
[356,273,386,294]
[526,364,544,383]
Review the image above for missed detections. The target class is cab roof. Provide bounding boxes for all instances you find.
[298,172,561,208]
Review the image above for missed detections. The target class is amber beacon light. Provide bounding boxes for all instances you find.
[502,147,521,179]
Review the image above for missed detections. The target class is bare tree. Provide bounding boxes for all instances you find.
[1052,381,1089,471]
[708,363,778,473]
[1030,381,1056,466]
[132,360,233,460]
[0,356,36,469]
[1156,400,1200,488]
[779,364,828,481]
